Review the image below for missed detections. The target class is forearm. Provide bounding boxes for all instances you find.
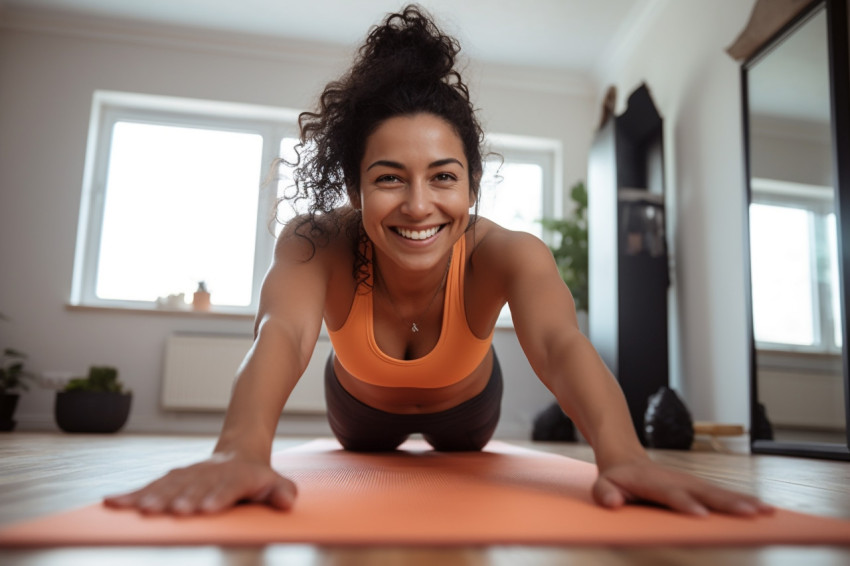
[542,336,648,469]
[214,320,311,463]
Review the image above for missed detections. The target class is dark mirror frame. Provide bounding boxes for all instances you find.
[742,0,850,460]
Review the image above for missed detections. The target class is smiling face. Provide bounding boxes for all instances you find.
[356,113,475,275]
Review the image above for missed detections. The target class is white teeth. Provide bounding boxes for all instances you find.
[396,226,441,240]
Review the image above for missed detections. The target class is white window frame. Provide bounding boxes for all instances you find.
[70,91,300,314]
[484,133,563,244]
[750,177,841,354]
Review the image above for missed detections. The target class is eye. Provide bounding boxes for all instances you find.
[376,174,403,184]
[434,172,458,183]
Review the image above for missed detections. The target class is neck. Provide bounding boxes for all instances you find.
[373,248,453,332]
[373,251,453,297]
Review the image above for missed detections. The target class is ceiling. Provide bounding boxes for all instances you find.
[1,0,654,74]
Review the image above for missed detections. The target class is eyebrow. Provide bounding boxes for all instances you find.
[366,158,465,171]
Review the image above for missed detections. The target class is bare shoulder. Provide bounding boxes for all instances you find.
[274,207,357,267]
[261,208,356,312]
[469,217,555,277]
[262,207,359,333]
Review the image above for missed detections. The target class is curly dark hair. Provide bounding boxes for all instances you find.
[275,4,485,278]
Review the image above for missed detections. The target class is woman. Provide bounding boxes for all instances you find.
[106,5,773,518]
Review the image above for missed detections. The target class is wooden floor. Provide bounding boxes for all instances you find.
[0,433,849,565]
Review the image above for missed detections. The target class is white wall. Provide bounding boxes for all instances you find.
[596,0,758,424]
[0,9,597,438]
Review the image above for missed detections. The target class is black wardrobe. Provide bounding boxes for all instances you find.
[587,84,670,444]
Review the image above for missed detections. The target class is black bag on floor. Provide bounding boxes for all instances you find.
[643,386,694,450]
[532,402,577,442]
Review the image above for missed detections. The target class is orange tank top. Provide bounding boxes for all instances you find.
[327,236,494,388]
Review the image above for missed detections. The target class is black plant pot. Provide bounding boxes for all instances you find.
[55,391,132,433]
[0,393,20,432]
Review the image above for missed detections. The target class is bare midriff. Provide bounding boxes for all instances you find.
[332,348,494,414]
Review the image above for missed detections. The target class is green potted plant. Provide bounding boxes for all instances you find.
[540,180,588,313]
[1,312,34,432]
[1,347,33,432]
[55,366,132,433]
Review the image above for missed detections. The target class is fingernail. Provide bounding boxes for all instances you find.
[200,496,218,512]
[172,497,191,513]
[603,493,619,507]
[102,495,124,507]
[735,501,758,515]
[691,505,709,517]
[139,495,161,510]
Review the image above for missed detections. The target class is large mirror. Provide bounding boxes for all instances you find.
[743,0,850,459]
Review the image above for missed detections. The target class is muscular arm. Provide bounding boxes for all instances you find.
[498,232,644,468]
[214,224,330,462]
[105,220,334,515]
[486,228,771,516]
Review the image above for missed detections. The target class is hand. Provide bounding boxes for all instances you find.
[103,453,297,515]
[592,459,774,517]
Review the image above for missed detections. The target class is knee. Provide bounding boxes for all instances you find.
[334,432,408,453]
[423,433,490,452]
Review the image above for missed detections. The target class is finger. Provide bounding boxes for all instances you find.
[755,500,776,514]
[131,471,201,514]
[168,481,219,515]
[136,486,184,514]
[663,489,709,517]
[264,478,298,510]
[102,482,174,512]
[691,485,775,517]
[603,472,709,516]
[592,476,627,509]
[103,488,145,508]
[198,472,296,513]
[198,481,250,514]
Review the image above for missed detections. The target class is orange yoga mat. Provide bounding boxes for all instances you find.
[1,439,849,547]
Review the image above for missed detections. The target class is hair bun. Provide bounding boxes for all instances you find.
[360,5,460,84]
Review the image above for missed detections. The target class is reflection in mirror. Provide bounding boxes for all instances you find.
[746,4,847,448]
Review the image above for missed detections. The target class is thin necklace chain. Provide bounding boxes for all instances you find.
[374,250,453,333]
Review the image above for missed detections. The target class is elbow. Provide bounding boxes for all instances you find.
[253,315,316,376]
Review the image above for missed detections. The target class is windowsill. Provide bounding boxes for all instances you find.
[65,303,254,321]
[66,303,519,329]
[756,348,841,360]
[756,347,842,373]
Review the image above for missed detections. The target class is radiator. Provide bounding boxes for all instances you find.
[161,333,329,413]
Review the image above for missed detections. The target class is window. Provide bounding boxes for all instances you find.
[749,178,841,352]
[477,134,561,241]
[71,91,300,313]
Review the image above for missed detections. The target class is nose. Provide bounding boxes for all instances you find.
[400,179,432,218]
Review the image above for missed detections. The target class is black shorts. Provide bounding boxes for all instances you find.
[324,351,503,452]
